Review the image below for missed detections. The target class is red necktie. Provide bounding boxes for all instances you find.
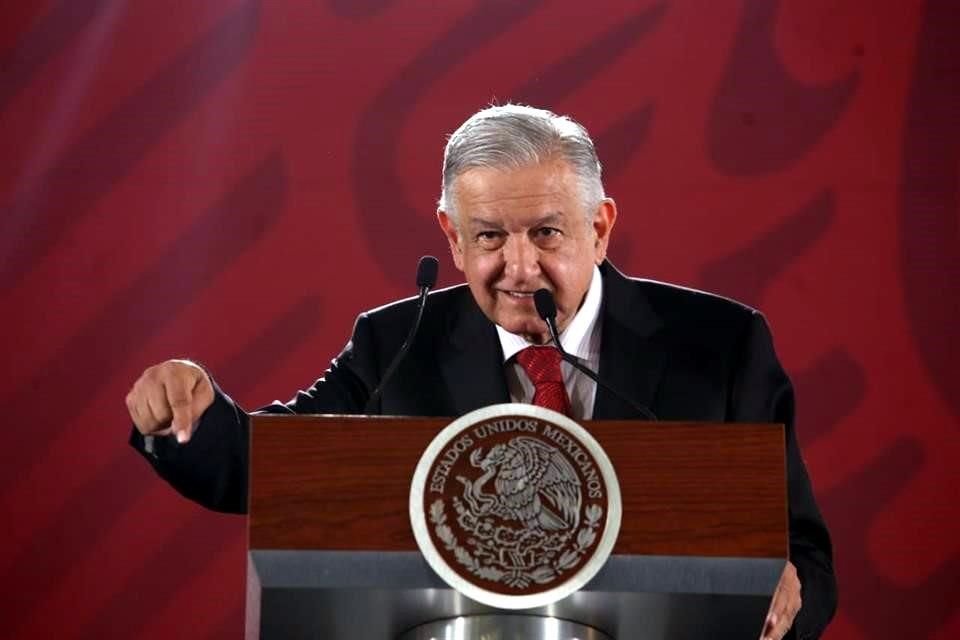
[516,346,572,417]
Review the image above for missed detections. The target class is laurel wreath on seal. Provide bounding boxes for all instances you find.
[429,499,603,588]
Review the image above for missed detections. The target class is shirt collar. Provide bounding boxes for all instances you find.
[496,265,603,362]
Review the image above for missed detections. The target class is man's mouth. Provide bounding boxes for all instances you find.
[500,290,536,299]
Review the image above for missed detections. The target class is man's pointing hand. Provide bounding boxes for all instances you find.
[126,359,214,444]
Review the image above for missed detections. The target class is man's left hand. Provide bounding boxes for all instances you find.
[760,561,802,640]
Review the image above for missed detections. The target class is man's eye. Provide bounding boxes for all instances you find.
[475,231,505,247]
[535,227,562,239]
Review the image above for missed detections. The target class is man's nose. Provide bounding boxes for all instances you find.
[502,234,540,282]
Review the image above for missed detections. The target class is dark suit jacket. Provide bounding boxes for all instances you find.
[131,261,837,639]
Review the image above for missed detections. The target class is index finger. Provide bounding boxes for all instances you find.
[164,375,196,438]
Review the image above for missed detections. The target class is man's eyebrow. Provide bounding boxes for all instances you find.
[534,212,564,225]
[466,212,565,228]
[466,217,504,229]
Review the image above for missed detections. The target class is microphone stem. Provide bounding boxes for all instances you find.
[545,315,657,421]
[363,285,429,413]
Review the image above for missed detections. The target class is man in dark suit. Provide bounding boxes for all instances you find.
[127,104,836,640]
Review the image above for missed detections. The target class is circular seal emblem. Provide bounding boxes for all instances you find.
[410,403,621,609]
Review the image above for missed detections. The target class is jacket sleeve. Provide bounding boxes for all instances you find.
[128,312,381,514]
[728,311,838,640]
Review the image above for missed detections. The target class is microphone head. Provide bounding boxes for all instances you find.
[416,255,439,289]
[533,288,557,321]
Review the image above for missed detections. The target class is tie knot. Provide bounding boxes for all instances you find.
[516,346,564,385]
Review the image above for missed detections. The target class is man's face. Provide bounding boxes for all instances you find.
[437,159,616,344]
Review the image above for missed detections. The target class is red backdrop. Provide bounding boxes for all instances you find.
[1,1,957,638]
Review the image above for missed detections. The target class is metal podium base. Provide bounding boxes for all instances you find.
[398,615,612,640]
[249,550,782,639]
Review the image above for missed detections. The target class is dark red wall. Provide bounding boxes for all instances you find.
[1,1,957,638]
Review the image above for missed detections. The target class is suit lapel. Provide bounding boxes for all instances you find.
[438,292,511,416]
[592,262,668,420]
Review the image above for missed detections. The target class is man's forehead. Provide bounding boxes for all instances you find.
[454,162,578,210]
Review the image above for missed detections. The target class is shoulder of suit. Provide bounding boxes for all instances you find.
[630,276,756,311]
[615,274,763,336]
[358,283,473,326]
[607,276,777,362]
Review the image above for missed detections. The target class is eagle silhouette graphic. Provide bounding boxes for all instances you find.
[457,436,582,532]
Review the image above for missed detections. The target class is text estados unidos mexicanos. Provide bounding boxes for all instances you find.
[428,419,604,499]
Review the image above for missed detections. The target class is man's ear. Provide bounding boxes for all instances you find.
[437,210,465,272]
[591,198,617,264]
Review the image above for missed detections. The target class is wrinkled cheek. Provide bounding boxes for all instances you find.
[464,274,495,313]
[469,258,503,288]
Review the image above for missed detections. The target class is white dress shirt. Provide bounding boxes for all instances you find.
[496,265,603,420]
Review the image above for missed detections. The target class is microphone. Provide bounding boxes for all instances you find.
[363,256,439,413]
[416,255,439,289]
[533,289,658,421]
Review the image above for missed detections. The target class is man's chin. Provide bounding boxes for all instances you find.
[497,314,550,343]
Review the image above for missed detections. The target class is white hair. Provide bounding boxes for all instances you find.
[438,104,605,221]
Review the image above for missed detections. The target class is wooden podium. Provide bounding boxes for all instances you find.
[246,415,786,639]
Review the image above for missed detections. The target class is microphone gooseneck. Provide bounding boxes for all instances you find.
[533,288,658,421]
[364,256,439,413]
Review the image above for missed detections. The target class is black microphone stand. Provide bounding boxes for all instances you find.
[363,256,439,414]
